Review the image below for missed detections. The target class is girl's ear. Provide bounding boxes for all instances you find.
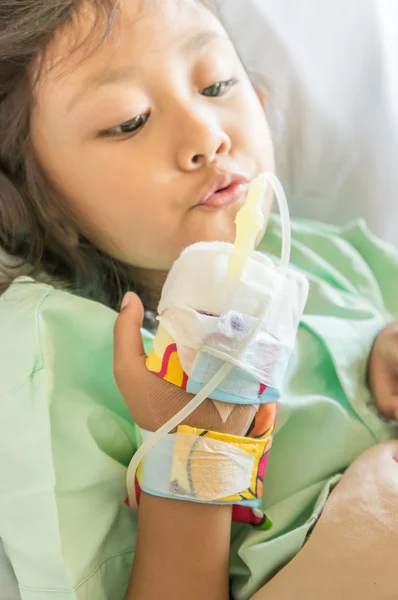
[255,84,267,112]
[250,74,268,112]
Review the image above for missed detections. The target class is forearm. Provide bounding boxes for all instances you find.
[125,493,232,600]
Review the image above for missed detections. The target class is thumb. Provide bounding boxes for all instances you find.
[114,292,147,381]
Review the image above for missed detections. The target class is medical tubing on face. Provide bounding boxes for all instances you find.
[126,172,292,504]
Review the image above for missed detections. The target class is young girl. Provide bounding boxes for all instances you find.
[0,1,397,599]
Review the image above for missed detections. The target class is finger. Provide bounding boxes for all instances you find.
[369,355,398,420]
[371,383,397,421]
[114,292,147,380]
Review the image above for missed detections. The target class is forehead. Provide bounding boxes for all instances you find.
[39,0,225,90]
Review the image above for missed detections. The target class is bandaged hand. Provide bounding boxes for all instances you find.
[114,292,256,437]
[368,320,398,421]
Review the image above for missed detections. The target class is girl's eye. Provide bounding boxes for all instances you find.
[101,113,149,138]
[201,79,237,98]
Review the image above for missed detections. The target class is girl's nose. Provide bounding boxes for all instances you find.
[175,107,231,171]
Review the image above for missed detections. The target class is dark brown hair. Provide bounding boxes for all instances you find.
[0,0,144,310]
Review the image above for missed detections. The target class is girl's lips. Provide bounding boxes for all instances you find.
[199,181,248,209]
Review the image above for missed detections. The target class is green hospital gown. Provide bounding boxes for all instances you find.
[0,216,396,599]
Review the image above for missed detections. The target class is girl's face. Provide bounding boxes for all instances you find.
[31,0,274,272]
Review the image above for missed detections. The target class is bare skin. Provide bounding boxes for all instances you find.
[368,320,398,421]
[252,441,398,600]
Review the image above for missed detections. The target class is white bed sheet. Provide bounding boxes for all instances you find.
[218,0,398,244]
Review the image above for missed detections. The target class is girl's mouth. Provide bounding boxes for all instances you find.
[200,181,248,209]
[198,174,249,209]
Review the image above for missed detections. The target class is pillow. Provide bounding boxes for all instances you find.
[218,0,398,245]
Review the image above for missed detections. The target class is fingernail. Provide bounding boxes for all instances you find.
[121,293,131,310]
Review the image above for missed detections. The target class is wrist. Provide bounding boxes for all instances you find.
[139,492,232,560]
[140,490,232,520]
[131,492,231,600]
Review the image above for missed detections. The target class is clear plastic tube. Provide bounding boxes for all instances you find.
[260,172,292,272]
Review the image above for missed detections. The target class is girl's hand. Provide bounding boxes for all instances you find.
[368,321,398,421]
[113,292,255,436]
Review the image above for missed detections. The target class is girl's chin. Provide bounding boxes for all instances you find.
[190,224,239,246]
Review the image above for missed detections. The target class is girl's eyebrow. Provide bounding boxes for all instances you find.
[180,29,228,54]
[66,30,228,114]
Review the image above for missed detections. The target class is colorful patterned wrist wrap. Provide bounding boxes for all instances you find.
[129,403,275,529]
[139,423,273,502]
